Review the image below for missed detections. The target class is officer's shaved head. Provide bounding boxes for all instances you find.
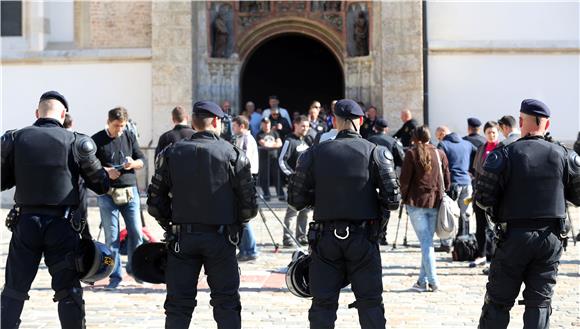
[520,112,550,137]
[36,99,66,123]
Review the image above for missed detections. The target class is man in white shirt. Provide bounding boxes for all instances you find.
[232,116,260,261]
[261,95,292,125]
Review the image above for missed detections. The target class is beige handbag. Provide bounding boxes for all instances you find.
[108,187,134,206]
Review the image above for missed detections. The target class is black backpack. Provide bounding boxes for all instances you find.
[452,234,478,261]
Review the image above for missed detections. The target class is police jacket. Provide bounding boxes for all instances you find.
[437,133,476,185]
[463,133,486,149]
[279,133,311,176]
[147,131,257,228]
[288,130,400,222]
[1,118,109,205]
[155,124,195,157]
[475,135,580,222]
[367,133,405,167]
[393,118,418,148]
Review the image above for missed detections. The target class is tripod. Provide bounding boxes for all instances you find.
[392,205,410,249]
[257,193,306,252]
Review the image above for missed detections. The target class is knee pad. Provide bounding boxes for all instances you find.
[348,298,383,310]
[210,294,241,311]
[518,299,551,308]
[1,287,30,302]
[53,287,84,310]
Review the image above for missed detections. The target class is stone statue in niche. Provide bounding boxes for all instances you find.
[239,1,269,13]
[353,11,369,56]
[312,1,341,12]
[213,6,230,58]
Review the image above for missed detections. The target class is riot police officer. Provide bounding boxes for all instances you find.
[475,99,580,329]
[288,99,400,329]
[1,91,111,329]
[147,101,257,329]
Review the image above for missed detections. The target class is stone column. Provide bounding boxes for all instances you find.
[151,1,193,147]
[374,1,424,129]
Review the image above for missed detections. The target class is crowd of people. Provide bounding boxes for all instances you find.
[2,90,579,329]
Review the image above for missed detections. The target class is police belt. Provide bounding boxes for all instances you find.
[314,220,373,231]
[19,206,68,217]
[507,219,560,231]
[172,223,225,234]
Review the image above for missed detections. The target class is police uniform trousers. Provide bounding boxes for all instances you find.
[165,227,241,329]
[479,223,562,329]
[309,222,385,329]
[1,213,85,329]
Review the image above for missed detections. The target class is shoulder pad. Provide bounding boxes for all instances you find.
[373,145,394,165]
[296,146,315,168]
[569,150,580,169]
[233,145,250,169]
[1,129,17,155]
[73,133,97,157]
[483,148,507,174]
[155,143,175,170]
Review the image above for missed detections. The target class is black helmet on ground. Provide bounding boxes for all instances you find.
[132,242,167,284]
[77,239,116,284]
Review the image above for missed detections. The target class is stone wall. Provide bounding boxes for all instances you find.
[375,1,424,129]
[87,1,152,48]
[151,1,193,150]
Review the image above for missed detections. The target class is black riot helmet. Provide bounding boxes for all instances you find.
[286,250,350,298]
[285,251,312,298]
[132,242,167,284]
[78,239,116,284]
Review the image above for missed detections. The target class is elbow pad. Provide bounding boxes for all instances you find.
[373,146,401,211]
[565,150,580,206]
[232,148,258,222]
[73,133,110,194]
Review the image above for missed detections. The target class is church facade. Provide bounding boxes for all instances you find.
[2,1,578,150]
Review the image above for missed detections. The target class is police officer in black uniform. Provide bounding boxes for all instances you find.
[288,99,400,329]
[475,99,580,329]
[147,101,257,329]
[1,91,110,329]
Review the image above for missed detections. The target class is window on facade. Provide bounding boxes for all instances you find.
[1,1,23,37]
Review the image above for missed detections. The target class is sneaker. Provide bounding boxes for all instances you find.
[428,283,439,292]
[283,241,293,247]
[482,267,490,275]
[263,195,271,201]
[411,281,428,292]
[104,279,121,290]
[379,238,388,246]
[469,257,487,268]
[298,238,309,246]
[278,195,286,201]
[434,245,451,253]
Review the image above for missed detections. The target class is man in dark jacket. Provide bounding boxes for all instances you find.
[463,117,486,149]
[155,106,195,157]
[436,126,477,252]
[393,109,418,148]
[279,115,312,246]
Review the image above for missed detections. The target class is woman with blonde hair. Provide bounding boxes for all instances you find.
[400,125,450,292]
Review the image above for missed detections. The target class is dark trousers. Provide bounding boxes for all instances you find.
[479,227,562,329]
[474,204,495,259]
[258,150,283,196]
[309,225,385,329]
[1,214,84,329]
[164,230,241,329]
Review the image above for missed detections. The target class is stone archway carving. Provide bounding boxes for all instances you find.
[237,17,345,67]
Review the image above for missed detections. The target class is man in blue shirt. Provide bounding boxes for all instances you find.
[436,126,476,252]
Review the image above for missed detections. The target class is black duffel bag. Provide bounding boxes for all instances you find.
[452,234,478,261]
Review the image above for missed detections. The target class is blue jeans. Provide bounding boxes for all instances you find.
[407,205,439,286]
[98,186,143,281]
[238,223,259,258]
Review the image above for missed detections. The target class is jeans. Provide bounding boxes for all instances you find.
[98,186,143,281]
[441,183,472,246]
[283,207,310,243]
[238,223,259,258]
[407,205,439,286]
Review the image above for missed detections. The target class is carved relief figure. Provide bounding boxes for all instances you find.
[213,7,229,58]
[239,1,269,13]
[353,11,368,56]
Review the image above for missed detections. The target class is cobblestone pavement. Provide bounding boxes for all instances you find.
[1,203,578,329]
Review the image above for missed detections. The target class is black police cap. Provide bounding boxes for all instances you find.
[39,90,68,112]
[192,100,225,119]
[467,117,481,128]
[334,99,364,119]
[520,99,550,118]
[375,118,388,129]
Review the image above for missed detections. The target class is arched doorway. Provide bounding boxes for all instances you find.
[241,34,344,116]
